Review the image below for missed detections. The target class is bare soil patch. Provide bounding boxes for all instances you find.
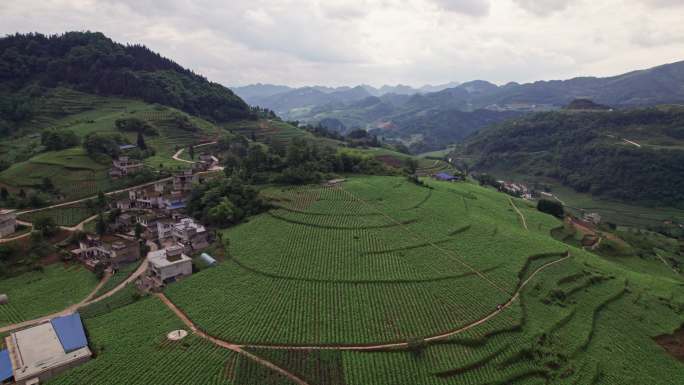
[655,326,684,362]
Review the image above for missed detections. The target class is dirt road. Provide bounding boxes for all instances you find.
[509,197,528,231]
[0,259,148,334]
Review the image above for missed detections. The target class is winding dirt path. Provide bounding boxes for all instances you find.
[158,254,571,353]
[156,293,310,385]
[0,259,149,334]
[509,197,528,231]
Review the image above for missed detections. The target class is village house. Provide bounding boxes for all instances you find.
[0,209,16,238]
[172,218,210,252]
[498,181,533,199]
[70,234,140,270]
[192,153,219,171]
[109,156,144,178]
[0,313,91,385]
[156,218,176,240]
[146,245,193,287]
[173,170,199,192]
[583,212,602,225]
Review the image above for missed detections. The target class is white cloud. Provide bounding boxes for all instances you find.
[1,0,683,87]
[512,0,575,16]
[430,0,490,16]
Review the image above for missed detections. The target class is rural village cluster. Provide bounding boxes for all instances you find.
[0,150,220,385]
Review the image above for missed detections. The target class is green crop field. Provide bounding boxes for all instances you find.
[47,298,239,385]
[0,264,98,328]
[18,201,95,227]
[159,175,684,384]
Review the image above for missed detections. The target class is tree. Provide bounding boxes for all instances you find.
[188,144,195,160]
[96,213,107,235]
[33,216,57,237]
[18,189,26,198]
[136,131,147,150]
[537,199,564,218]
[134,222,144,239]
[405,158,419,175]
[0,187,8,201]
[97,191,107,209]
[41,177,54,192]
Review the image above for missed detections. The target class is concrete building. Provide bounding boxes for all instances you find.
[172,170,199,192]
[147,245,192,287]
[1,313,91,385]
[109,156,143,178]
[0,210,17,238]
[70,235,140,270]
[172,218,209,251]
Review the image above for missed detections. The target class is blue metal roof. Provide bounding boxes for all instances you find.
[168,202,186,209]
[50,313,88,353]
[0,349,13,382]
[434,172,456,180]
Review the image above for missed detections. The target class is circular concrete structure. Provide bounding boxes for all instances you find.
[167,329,188,341]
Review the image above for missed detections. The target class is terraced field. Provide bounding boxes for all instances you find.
[0,264,98,328]
[159,176,684,384]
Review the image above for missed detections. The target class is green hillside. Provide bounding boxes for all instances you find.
[461,106,684,208]
[0,88,226,201]
[147,175,684,384]
[0,31,253,133]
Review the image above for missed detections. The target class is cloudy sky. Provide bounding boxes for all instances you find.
[2,0,684,87]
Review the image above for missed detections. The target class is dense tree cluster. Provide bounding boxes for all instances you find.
[41,129,79,151]
[186,176,268,227]
[115,117,158,135]
[83,132,123,159]
[0,32,254,126]
[466,108,684,207]
[219,136,390,185]
[537,199,564,218]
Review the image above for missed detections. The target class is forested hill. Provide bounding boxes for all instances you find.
[462,107,684,207]
[0,32,253,128]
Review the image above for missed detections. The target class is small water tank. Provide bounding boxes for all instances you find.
[0,294,8,305]
[199,253,217,267]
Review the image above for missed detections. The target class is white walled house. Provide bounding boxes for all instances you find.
[147,245,192,287]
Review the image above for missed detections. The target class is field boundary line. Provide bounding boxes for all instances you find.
[337,184,513,296]
[158,254,571,352]
[156,293,311,385]
[509,197,528,231]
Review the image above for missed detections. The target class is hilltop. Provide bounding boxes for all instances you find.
[0,31,253,138]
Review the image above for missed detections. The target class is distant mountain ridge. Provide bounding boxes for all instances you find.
[234,60,684,153]
[231,81,463,109]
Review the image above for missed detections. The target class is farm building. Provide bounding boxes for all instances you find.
[0,209,16,238]
[70,234,140,270]
[199,253,217,267]
[2,313,91,385]
[147,245,193,287]
[109,156,143,178]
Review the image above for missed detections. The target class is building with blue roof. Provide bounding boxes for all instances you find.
[433,172,460,181]
[4,313,91,384]
[50,313,89,353]
[0,349,12,384]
